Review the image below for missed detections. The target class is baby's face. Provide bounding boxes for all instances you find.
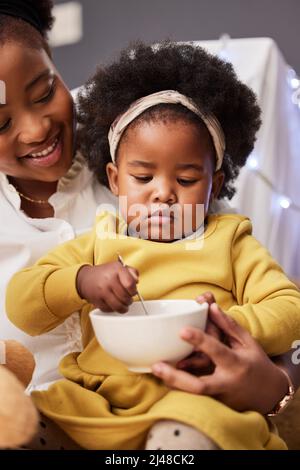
[107,119,224,242]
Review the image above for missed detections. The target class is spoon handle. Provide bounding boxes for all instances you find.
[117,254,149,315]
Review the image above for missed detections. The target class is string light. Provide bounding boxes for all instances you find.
[292,88,300,108]
[243,66,300,213]
[217,33,232,62]
[288,67,300,109]
[246,158,300,212]
[287,68,300,89]
[278,196,292,209]
[216,37,300,213]
[247,156,258,169]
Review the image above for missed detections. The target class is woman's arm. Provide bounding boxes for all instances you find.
[273,350,300,390]
[152,302,296,415]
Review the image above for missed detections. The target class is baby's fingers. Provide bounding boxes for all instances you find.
[196,291,216,306]
[112,279,133,307]
[103,289,129,313]
[118,266,139,296]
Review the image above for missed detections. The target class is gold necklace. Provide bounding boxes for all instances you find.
[17,190,50,205]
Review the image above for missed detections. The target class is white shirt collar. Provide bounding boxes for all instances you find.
[0,151,92,213]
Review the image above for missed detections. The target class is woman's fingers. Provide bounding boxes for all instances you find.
[180,326,236,368]
[209,303,255,347]
[177,351,212,372]
[197,294,224,341]
[205,319,223,341]
[151,362,218,395]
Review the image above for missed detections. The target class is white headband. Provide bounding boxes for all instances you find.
[108,90,225,170]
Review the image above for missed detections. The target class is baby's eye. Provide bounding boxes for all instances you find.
[0,119,11,134]
[132,175,153,183]
[177,178,198,186]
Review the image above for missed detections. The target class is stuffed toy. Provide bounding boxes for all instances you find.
[0,340,38,449]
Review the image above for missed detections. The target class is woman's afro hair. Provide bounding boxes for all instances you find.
[0,0,54,50]
[78,41,262,199]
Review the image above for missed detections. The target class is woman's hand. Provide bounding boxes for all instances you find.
[76,262,139,313]
[176,292,222,373]
[152,303,290,414]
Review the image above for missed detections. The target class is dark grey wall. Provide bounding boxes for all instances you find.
[53,0,300,89]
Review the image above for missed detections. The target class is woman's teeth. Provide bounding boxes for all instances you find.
[29,138,58,158]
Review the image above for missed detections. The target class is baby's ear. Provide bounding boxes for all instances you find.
[106,163,119,196]
[211,170,225,200]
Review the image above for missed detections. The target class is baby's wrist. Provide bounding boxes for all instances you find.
[76,264,93,299]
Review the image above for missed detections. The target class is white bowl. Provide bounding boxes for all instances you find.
[90,300,208,373]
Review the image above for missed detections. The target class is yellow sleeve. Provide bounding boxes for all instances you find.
[6,229,96,336]
[227,219,300,355]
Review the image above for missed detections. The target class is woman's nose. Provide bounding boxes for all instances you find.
[18,114,51,145]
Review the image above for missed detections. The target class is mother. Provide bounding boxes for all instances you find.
[0,0,116,392]
[0,0,298,448]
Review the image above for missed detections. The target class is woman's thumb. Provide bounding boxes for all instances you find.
[209,303,252,345]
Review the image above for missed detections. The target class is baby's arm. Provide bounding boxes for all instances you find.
[6,227,139,336]
[6,230,96,335]
[228,219,300,356]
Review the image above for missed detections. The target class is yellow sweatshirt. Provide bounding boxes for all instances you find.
[6,212,300,449]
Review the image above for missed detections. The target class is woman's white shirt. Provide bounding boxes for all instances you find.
[0,153,117,391]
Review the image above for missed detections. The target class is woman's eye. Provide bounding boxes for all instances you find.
[0,119,11,133]
[177,178,198,186]
[35,82,56,104]
[133,175,152,183]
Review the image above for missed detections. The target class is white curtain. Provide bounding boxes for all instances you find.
[195,37,300,278]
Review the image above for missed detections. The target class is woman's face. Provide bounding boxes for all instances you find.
[0,43,74,182]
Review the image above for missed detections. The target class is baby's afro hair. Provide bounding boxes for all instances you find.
[78,41,261,199]
[0,0,54,52]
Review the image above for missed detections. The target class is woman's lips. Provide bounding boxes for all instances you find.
[22,135,62,168]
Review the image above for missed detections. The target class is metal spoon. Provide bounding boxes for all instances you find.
[117,253,149,316]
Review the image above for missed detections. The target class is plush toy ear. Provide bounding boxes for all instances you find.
[3,340,35,387]
[0,366,38,449]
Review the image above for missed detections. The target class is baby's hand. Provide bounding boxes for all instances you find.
[176,292,223,374]
[76,262,139,313]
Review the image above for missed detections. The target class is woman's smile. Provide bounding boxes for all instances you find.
[19,132,63,168]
